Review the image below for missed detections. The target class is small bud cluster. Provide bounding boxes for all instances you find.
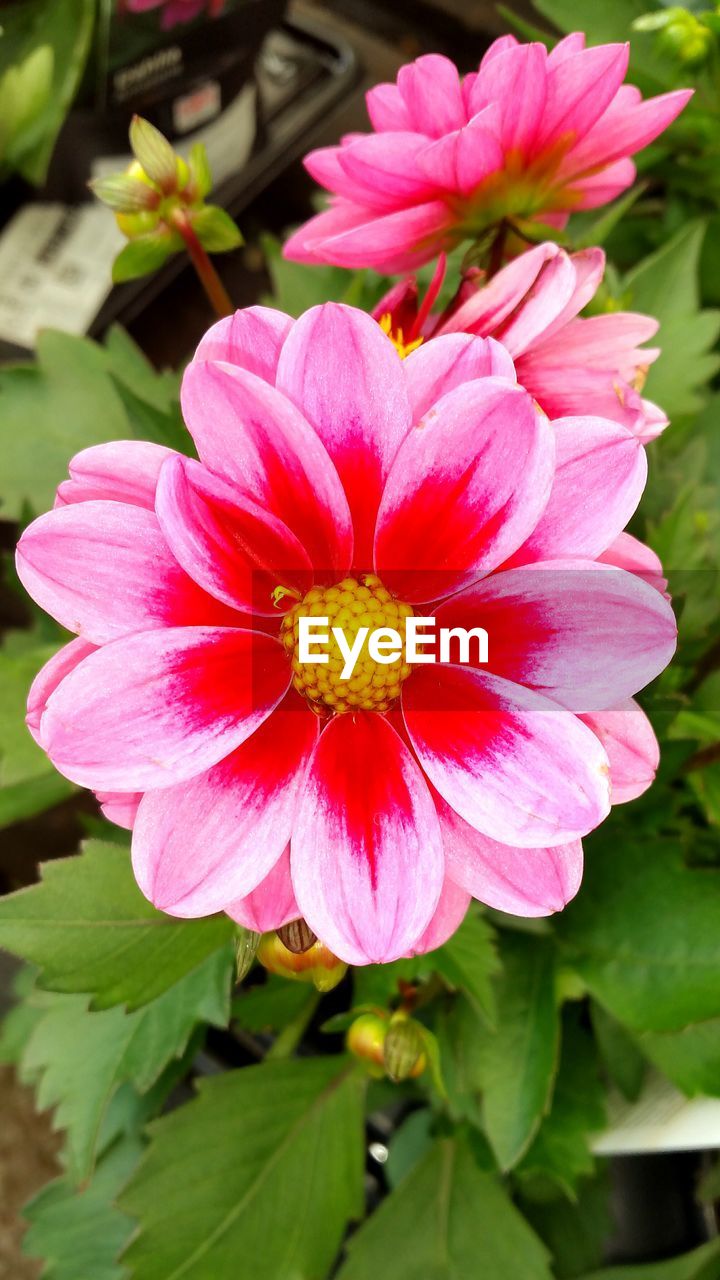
[346,1011,427,1081]
[257,927,348,992]
[633,7,716,67]
[90,116,242,284]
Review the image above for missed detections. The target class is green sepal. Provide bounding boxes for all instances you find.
[191,204,244,253]
[112,231,179,283]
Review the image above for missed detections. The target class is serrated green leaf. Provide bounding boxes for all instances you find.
[517,1008,606,1199]
[638,1018,720,1096]
[120,1057,365,1280]
[556,835,720,1032]
[23,1136,141,1280]
[432,908,499,1024]
[0,841,234,1010]
[338,1136,552,1280]
[520,1168,612,1280]
[0,331,130,519]
[476,933,560,1171]
[20,947,230,1185]
[192,205,243,253]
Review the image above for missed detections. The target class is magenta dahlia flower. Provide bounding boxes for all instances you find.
[375,242,667,442]
[284,36,691,274]
[123,0,223,30]
[17,304,675,964]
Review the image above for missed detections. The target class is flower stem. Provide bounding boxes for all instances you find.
[170,208,234,319]
[487,221,508,280]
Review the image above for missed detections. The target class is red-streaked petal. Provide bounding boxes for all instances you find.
[375,378,554,600]
[180,359,353,575]
[192,305,293,384]
[54,441,173,510]
[580,699,659,804]
[277,302,412,568]
[441,241,561,338]
[403,664,610,847]
[508,415,647,565]
[438,793,583,916]
[155,455,313,615]
[404,334,515,421]
[40,627,291,792]
[132,695,316,915]
[291,711,444,965]
[16,501,237,644]
[225,846,299,932]
[436,563,677,711]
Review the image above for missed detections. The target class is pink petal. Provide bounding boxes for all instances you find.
[437,793,583,916]
[535,310,659,371]
[527,248,606,345]
[508,415,647,565]
[16,501,237,644]
[338,133,437,205]
[563,88,692,177]
[538,44,629,151]
[403,664,611,847]
[480,252,579,357]
[374,379,554,601]
[132,694,316,915]
[565,158,637,209]
[580,699,659,804]
[225,847,299,932]
[276,302,412,567]
[41,626,291,792]
[396,54,466,137]
[155,455,312,615]
[416,108,504,196]
[180,359,353,575]
[285,200,455,274]
[469,43,548,155]
[192,306,293,385]
[291,712,444,965]
[599,532,667,593]
[366,82,414,132]
[478,34,518,70]
[405,875,471,955]
[404,333,515,421]
[441,242,561,338]
[27,638,96,745]
[548,33,587,64]
[435,561,677,712]
[96,791,142,830]
[304,145,400,210]
[54,441,173,510]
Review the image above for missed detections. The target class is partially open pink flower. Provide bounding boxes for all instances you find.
[124,0,223,29]
[17,304,675,964]
[285,36,691,273]
[375,242,667,441]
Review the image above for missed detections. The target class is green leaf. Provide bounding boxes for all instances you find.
[591,1002,646,1102]
[0,639,76,826]
[638,1018,720,1096]
[0,330,130,519]
[476,933,560,1171]
[338,1136,552,1280]
[20,948,231,1185]
[578,1238,720,1280]
[120,1057,365,1280]
[571,184,648,250]
[555,835,720,1032]
[0,840,234,1010]
[521,1170,612,1280]
[101,326,180,416]
[0,0,95,185]
[432,908,499,1024]
[622,222,720,419]
[192,205,243,253]
[232,974,314,1034]
[517,1008,606,1199]
[23,1136,141,1280]
[112,233,178,284]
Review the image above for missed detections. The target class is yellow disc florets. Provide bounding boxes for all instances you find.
[379,313,424,359]
[280,574,414,716]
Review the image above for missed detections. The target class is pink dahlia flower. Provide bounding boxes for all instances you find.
[375,242,667,442]
[284,36,691,273]
[17,304,675,964]
[123,0,223,29]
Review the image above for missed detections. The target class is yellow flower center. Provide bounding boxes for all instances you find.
[280,574,414,715]
[379,313,424,359]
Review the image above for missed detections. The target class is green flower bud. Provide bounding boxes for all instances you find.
[129,115,179,193]
[257,933,347,992]
[383,1014,427,1082]
[89,172,160,214]
[235,927,261,982]
[346,1012,388,1074]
